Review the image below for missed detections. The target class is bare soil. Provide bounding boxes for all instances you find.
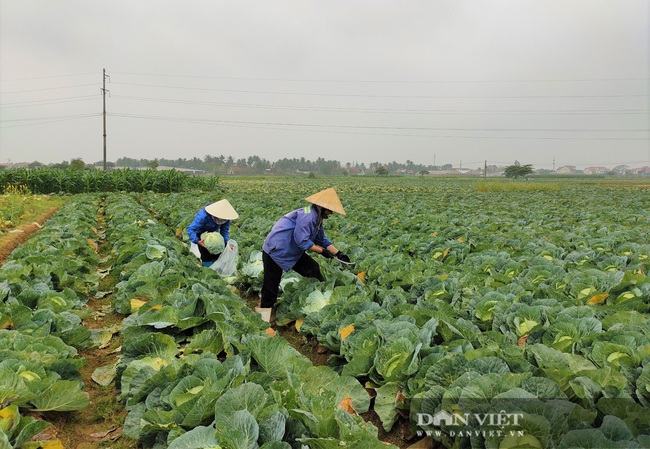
[42,321,132,449]
[1,203,135,448]
[46,213,137,449]
[0,206,59,264]
[277,323,332,367]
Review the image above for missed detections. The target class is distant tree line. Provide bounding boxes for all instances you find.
[112,155,443,176]
[3,155,448,176]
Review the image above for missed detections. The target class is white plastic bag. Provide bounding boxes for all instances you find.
[189,242,201,259]
[210,239,239,277]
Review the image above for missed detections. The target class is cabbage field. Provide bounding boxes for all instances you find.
[1,177,649,449]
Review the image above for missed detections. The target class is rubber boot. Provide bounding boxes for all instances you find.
[255,307,272,323]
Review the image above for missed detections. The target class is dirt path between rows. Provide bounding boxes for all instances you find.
[1,203,134,448]
[45,294,131,449]
[0,206,59,264]
[45,203,135,448]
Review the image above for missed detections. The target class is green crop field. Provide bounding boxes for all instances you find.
[1,176,649,449]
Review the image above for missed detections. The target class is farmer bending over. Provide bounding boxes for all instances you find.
[257,187,351,322]
[187,199,239,267]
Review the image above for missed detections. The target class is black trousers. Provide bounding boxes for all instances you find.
[261,251,324,308]
[198,244,220,263]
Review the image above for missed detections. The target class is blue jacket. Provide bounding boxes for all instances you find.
[263,205,333,271]
[186,207,230,244]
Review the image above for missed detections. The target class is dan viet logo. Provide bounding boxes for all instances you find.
[415,410,526,438]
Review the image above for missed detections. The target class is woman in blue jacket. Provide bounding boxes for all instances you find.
[257,188,351,322]
[187,199,238,266]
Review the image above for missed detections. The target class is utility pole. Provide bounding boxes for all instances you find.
[102,68,109,171]
[484,160,487,178]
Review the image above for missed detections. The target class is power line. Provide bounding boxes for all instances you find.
[0,83,98,94]
[0,72,98,82]
[110,94,649,116]
[110,82,647,100]
[107,112,648,132]
[0,113,100,128]
[108,112,649,140]
[110,71,650,84]
[0,112,101,123]
[0,95,100,108]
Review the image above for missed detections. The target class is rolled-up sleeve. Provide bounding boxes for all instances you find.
[313,225,332,248]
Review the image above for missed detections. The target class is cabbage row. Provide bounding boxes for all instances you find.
[143,180,650,449]
[102,193,397,448]
[0,195,105,447]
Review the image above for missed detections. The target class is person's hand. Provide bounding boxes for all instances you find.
[321,248,334,259]
[336,251,351,263]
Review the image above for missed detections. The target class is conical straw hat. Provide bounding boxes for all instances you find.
[305,188,346,215]
[205,199,239,220]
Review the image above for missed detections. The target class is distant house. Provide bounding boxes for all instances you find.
[631,166,650,175]
[156,165,205,174]
[583,166,609,175]
[556,165,576,174]
[6,162,30,169]
[113,165,205,174]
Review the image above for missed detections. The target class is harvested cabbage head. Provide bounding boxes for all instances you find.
[201,232,225,254]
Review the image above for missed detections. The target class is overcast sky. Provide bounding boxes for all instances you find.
[1,0,648,169]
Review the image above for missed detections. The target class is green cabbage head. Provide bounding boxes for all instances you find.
[201,232,225,254]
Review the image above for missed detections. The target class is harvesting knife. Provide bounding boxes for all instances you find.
[336,258,356,268]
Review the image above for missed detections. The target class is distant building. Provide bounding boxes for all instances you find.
[5,162,30,169]
[556,165,576,174]
[631,166,650,175]
[113,165,206,174]
[583,166,609,175]
[157,165,205,175]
